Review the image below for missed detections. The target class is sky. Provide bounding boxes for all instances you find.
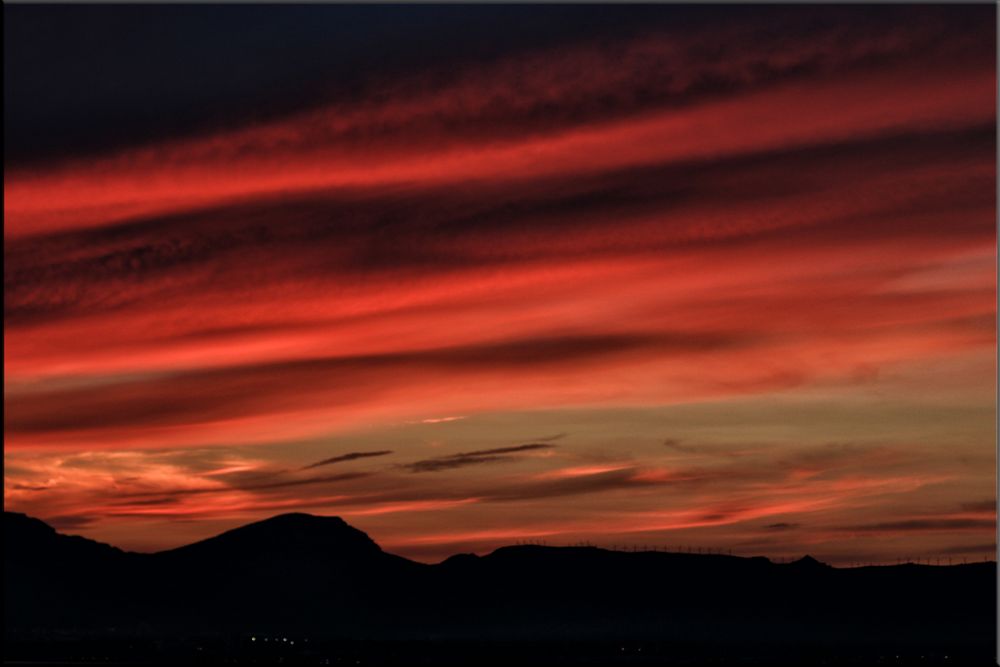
[4,5,996,565]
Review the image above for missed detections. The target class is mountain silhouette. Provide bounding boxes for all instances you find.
[787,554,829,570]
[162,512,382,557]
[154,512,414,588]
[5,512,995,665]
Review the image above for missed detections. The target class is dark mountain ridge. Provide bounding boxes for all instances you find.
[157,512,382,558]
[5,511,995,664]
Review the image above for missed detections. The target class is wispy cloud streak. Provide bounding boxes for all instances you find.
[301,450,393,471]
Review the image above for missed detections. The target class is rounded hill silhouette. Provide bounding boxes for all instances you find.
[158,512,383,561]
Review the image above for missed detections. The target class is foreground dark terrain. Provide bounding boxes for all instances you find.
[5,512,995,665]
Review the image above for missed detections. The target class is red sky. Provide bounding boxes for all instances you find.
[4,5,996,564]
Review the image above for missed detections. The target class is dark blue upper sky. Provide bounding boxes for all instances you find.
[4,4,729,165]
[8,4,962,166]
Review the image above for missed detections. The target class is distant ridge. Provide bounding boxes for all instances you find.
[4,511,995,664]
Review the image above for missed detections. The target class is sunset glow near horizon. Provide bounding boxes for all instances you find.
[4,5,996,564]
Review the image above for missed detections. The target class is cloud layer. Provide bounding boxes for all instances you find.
[4,5,995,563]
